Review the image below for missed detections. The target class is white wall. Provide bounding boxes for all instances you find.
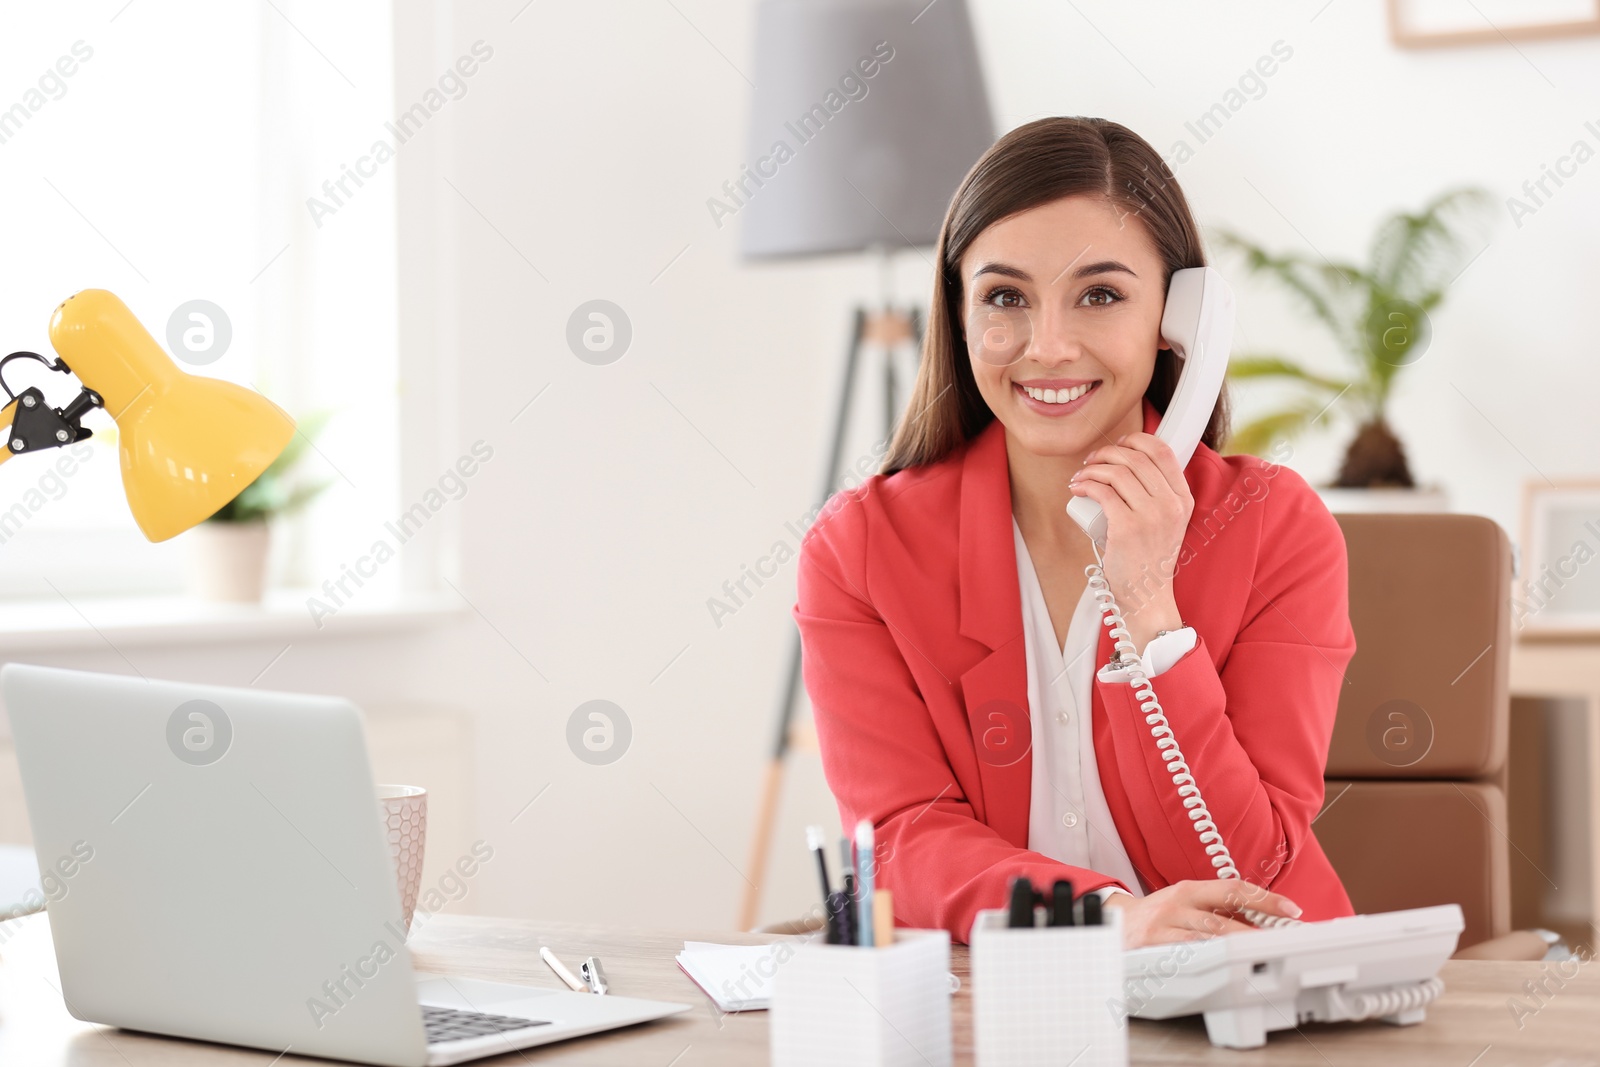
[12,0,1600,933]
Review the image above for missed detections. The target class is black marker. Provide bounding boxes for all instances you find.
[1049,879,1075,926]
[1007,876,1037,928]
[839,838,858,945]
[824,890,849,944]
[1082,891,1103,927]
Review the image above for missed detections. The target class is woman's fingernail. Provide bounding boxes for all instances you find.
[1284,900,1302,918]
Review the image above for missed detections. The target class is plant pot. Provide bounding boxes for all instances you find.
[1316,486,1450,514]
[185,520,271,602]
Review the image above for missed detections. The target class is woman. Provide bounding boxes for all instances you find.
[792,117,1356,949]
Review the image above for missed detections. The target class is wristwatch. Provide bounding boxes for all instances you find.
[1113,617,1190,668]
[1109,621,1190,669]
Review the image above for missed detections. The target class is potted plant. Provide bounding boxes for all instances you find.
[1215,187,1495,509]
[184,411,332,603]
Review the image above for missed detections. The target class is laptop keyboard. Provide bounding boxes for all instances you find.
[422,1004,552,1044]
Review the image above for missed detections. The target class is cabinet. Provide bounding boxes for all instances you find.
[1507,641,1600,948]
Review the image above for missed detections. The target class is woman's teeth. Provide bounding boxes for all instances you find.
[1021,382,1093,404]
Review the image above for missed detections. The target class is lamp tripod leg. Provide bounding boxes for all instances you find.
[738,302,926,930]
[738,307,868,930]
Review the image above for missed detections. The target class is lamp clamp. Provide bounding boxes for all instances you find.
[0,350,103,456]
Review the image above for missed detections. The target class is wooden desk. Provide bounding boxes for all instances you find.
[1,912,1596,1064]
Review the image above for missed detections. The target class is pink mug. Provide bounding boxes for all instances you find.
[376,784,427,933]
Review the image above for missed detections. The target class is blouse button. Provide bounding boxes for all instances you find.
[1061,811,1079,829]
[1056,711,1070,725]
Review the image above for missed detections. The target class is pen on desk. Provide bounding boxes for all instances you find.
[855,820,875,947]
[539,946,587,992]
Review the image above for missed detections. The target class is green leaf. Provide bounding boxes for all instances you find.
[1367,186,1495,301]
[1226,355,1353,394]
[1212,230,1371,355]
[1211,187,1496,447]
[1223,402,1329,458]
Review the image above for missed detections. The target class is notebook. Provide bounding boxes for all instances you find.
[675,941,799,1012]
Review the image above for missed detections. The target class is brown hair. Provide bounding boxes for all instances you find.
[882,116,1229,475]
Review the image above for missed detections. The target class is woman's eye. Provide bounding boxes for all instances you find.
[1081,286,1121,307]
[981,287,1025,309]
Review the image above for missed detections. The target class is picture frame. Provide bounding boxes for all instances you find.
[1518,480,1600,638]
[1387,0,1600,48]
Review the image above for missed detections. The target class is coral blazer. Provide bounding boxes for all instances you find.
[793,398,1356,943]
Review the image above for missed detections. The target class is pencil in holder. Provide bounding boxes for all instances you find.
[770,928,952,1067]
[970,906,1128,1067]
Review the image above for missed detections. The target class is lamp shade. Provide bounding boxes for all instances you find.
[48,290,295,543]
[738,0,994,259]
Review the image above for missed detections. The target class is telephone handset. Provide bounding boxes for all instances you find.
[1065,266,1234,547]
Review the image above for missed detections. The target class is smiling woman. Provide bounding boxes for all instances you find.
[793,116,1357,949]
[884,118,1228,474]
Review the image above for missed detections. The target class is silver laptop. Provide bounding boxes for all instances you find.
[2,663,690,1066]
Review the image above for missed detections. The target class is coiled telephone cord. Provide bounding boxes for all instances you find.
[1084,545,1298,931]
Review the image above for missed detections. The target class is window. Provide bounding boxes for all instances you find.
[0,2,400,607]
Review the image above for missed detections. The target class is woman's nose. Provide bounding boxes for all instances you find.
[1024,304,1084,365]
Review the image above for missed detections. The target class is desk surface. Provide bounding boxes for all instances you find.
[0,912,1594,1065]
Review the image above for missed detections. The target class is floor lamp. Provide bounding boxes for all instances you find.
[735,0,995,930]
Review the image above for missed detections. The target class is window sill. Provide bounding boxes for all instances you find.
[0,590,464,653]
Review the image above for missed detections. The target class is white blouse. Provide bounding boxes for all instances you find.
[1012,516,1196,899]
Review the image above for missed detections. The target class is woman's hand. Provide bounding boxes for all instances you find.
[1102,880,1303,949]
[1068,432,1192,653]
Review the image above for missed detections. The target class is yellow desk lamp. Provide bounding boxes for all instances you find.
[0,290,295,542]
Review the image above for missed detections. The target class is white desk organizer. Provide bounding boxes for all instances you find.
[770,929,952,1067]
[970,907,1128,1067]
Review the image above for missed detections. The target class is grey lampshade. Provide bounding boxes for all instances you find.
[738,0,995,260]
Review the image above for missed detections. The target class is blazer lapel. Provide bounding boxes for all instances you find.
[958,399,1168,846]
[956,420,1032,845]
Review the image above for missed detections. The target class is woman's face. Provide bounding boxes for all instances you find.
[956,194,1170,459]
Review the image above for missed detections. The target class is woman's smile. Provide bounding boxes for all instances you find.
[1012,377,1101,416]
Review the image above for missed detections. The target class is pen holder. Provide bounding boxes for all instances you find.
[970,907,1128,1067]
[770,929,952,1067]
